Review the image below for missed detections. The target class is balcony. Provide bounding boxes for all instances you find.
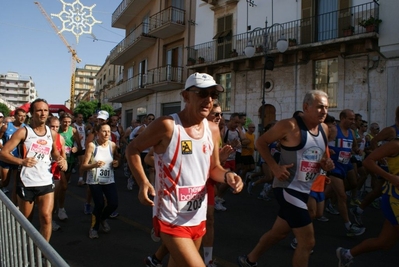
[108,75,153,103]
[112,0,152,29]
[110,23,157,65]
[145,65,184,91]
[187,2,379,66]
[148,7,186,39]
[108,65,184,103]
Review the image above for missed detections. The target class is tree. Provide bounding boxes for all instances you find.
[0,103,11,117]
[74,100,115,121]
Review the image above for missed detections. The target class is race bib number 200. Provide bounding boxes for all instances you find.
[177,185,206,213]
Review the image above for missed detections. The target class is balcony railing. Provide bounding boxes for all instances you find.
[109,23,156,65]
[187,2,379,64]
[148,6,186,39]
[108,65,184,102]
[112,0,151,29]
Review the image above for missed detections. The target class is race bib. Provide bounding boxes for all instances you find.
[297,160,321,182]
[96,165,112,184]
[338,151,351,164]
[65,146,72,156]
[176,185,206,213]
[27,143,51,162]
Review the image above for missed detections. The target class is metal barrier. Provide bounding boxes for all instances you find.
[0,190,69,267]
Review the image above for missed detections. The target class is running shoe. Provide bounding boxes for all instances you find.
[290,238,314,254]
[247,182,254,195]
[206,259,218,267]
[150,228,161,242]
[326,203,339,215]
[110,211,119,218]
[58,208,68,221]
[144,255,162,267]
[350,198,361,206]
[214,196,225,204]
[214,202,227,211]
[84,203,92,215]
[346,224,365,237]
[350,207,363,226]
[52,220,61,231]
[77,177,85,186]
[336,247,353,267]
[317,216,329,222]
[237,255,257,267]
[127,177,134,191]
[100,220,111,233]
[89,229,99,239]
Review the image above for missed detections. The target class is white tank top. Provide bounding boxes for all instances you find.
[20,125,53,187]
[153,114,214,226]
[86,141,115,185]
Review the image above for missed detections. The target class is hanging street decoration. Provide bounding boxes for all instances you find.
[51,0,101,43]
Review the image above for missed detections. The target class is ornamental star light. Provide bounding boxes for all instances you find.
[51,0,101,43]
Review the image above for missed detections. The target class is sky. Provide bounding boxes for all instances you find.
[0,0,125,105]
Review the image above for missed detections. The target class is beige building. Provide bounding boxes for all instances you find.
[74,64,101,107]
[0,71,38,108]
[106,0,399,130]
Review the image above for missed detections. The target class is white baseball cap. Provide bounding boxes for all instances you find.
[0,113,3,118]
[97,110,109,120]
[184,73,224,92]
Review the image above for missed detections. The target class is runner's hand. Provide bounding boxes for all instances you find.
[272,163,294,181]
[138,181,156,206]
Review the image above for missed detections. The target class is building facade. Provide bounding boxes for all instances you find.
[0,71,38,108]
[74,64,101,107]
[105,0,399,130]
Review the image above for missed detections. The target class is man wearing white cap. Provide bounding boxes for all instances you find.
[126,72,243,266]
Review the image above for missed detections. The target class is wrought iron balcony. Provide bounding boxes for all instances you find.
[148,6,186,39]
[186,1,379,65]
[108,65,184,103]
[109,23,156,65]
[112,0,152,29]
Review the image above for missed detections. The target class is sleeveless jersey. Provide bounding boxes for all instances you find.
[73,122,86,149]
[111,127,120,146]
[273,116,327,193]
[153,113,213,226]
[328,124,354,165]
[51,133,63,180]
[382,138,399,198]
[20,125,53,187]
[86,141,115,185]
[223,127,240,161]
[241,132,255,157]
[59,126,74,162]
[5,122,25,157]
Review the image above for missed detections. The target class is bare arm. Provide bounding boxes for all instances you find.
[0,127,33,167]
[72,128,82,151]
[80,142,97,171]
[0,124,7,139]
[364,140,399,188]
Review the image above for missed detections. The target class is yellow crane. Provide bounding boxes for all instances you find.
[34,1,81,111]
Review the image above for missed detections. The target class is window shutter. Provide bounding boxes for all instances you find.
[301,0,314,44]
[338,0,351,37]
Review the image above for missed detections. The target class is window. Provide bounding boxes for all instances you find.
[215,15,233,60]
[216,73,232,111]
[162,102,181,116]
[314,58,338,108]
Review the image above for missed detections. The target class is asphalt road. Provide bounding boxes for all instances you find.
[14,169,399,267]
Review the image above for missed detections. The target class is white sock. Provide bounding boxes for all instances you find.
[203,247,213,264]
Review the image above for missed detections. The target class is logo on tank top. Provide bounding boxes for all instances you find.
[181,140,192,154]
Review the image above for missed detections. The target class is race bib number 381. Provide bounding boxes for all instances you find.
[177,185,206,213]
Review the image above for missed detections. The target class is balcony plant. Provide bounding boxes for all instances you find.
[343,26,355,36]
[289,38,297,46]
[230,49,238,57]
[359,16,382,32]
[187,57,196,66]
[198,56,205,64]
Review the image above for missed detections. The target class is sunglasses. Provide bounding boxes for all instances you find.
[188,88,219,99]
[213,112,223,117]
[373,128,380,130]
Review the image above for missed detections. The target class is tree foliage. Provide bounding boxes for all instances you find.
[0,103,11,117]
[73,101,115,121]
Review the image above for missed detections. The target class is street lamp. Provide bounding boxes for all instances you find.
[244,20,288,133]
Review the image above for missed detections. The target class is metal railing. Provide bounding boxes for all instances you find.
[0,191,69,267]
[187,1,379,63]
[111,0,133,25]
[149,6,185,31]
[108,65,183,100]
[109,23,155,63]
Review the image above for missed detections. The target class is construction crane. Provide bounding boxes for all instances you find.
[34,1,81,111]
